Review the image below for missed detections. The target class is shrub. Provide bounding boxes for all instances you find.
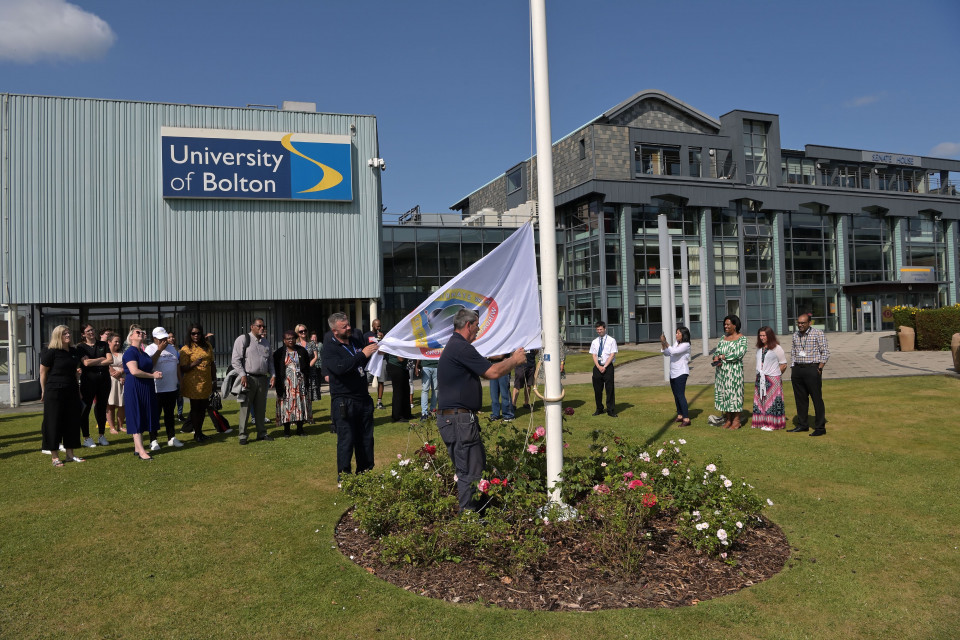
[892,305,917,332]
[341,420,771,577]
[915,305,960,351]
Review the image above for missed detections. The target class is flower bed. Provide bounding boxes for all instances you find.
[337,415,789,609]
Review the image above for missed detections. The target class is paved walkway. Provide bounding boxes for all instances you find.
[2,332,955,414]
[563,331,959,388]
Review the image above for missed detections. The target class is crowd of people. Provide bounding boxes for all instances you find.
[659,312,830,436]
[37,309,831,473]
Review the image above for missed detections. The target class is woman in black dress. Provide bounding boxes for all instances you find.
[40,325,84,467]
[385,351,413,422]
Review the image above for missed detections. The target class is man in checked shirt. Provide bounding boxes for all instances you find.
[787,313,830,436]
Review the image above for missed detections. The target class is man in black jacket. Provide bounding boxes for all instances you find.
[322,312,379,478]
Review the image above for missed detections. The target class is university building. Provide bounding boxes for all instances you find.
[445,89,960,343]
[1,94,384,403]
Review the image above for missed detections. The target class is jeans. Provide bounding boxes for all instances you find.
[489,373,513,419]
[437,411,486,512]
[331,395,375,475]
[238,374,269,440]
[420,366,438,415]
[670,374,689,418]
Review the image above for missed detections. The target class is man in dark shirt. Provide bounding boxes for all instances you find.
[322,311,379,479]
[437,309,525,512]
[77,323,111,447]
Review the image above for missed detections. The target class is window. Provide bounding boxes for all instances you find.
[636,144,681,176]
[506,167,522,194]
[579,138,586,160]
[848,215,893,283]
[689,147,702,178]
[743,120,768,186]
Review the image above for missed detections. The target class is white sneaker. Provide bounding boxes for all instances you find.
[59,444,66,452]
[41,449,52,455]
[97,435,110,446]
[149,440,161,451]
[168,437,184,448]
[82,437,97,448]
[760,426,774,432]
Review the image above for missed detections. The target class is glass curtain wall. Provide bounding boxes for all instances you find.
[848,215,894,283]
[905,216,947,305]
[783,211,839,331]
[562,198,621,344]
[633,201,701,340]
[743,120,769,186]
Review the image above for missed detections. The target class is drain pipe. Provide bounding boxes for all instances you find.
[2,94,17,407]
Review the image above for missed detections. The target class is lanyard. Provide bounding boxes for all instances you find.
[761,348,768,364]
[339,341,358,357]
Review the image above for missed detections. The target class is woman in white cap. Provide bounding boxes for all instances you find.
[145,327,184,450]
[123,327,162,460]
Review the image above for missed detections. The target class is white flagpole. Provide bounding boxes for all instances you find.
[530,0,564,503]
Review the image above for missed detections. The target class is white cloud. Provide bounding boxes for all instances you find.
[930,142,960,158]
[843,93,884,108]
[0,0,116,63]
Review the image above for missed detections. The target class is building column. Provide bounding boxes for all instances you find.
[701,208,715,340]
[368,299,378,331]
[947,220,959,306]
[772,211,786,335]
[836,215,850,332]
[6,304,19,408]
[354,299,363,333]
[597,206,608,330]
[892,217,906,273]
[620,205,633,343]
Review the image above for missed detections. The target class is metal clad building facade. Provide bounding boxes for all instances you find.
[1,94,383,403]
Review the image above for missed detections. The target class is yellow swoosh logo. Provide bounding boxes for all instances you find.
[281,133,344,193]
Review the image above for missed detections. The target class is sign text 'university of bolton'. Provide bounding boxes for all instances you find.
[161,127,353,201]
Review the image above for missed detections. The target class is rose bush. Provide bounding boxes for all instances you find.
[341,420,772,576]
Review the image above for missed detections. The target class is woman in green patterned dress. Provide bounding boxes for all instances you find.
[712,314,747,429]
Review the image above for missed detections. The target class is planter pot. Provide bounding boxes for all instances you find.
[899,326,915,352]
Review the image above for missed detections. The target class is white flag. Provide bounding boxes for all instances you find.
[368,221,542,372]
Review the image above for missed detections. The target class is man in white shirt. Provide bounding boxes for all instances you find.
[589,321,618,417]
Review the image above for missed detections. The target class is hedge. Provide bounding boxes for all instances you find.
[893,304,960,351]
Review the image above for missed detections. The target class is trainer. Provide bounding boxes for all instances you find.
[323,312,379,478]
[437,309,525,513]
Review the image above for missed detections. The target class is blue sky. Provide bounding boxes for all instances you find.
[2,0,958,214]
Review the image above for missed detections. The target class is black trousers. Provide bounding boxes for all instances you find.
[386,362,412,421]
[42,386,82,451]
[331,395,375,476]
[189,397,210,435]
[592,364,616,413]
[80,374,110,437]
[151,390,179,441]
[791,365,826,431]
[437,411,485,512]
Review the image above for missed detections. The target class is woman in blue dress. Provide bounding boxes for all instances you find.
[123,328,162,460]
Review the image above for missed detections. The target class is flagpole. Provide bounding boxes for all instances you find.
[530,0,564,504]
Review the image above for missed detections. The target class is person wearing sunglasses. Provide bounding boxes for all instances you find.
[179,323,216,442]
[274,330,311,437]
[123,328,162,460]
[294,324,319,424]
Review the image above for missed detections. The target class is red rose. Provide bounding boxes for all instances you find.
[491,478,501,485]
[642,493,658,507]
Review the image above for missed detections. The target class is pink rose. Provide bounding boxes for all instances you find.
[623,472,634,480]
[478,479,491,494]
[535,426,546,439]
[628,479,645,490]
[527,444,539,454]
[593,484,611,495]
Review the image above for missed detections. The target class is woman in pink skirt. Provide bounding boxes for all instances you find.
[752,326,787,431]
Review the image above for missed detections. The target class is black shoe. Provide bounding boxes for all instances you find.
[809,430,826,437]
[787,427,809,432]
[238,438,248,446]
[194,432,210,443]
[181,424,194,434]
[257,435,275,442]
[608,411,618,418]
[592,409,604,416]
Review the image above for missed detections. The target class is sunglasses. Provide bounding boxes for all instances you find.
[190,331,201,335]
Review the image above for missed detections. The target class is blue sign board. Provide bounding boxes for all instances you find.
[161,127,353,201]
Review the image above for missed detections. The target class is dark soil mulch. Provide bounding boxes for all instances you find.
[335,510,791,610]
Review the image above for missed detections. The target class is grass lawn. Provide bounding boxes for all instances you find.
[562,349,657,374]
[1,376,958,639]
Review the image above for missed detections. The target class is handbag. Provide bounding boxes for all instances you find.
[209,389,223,411]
